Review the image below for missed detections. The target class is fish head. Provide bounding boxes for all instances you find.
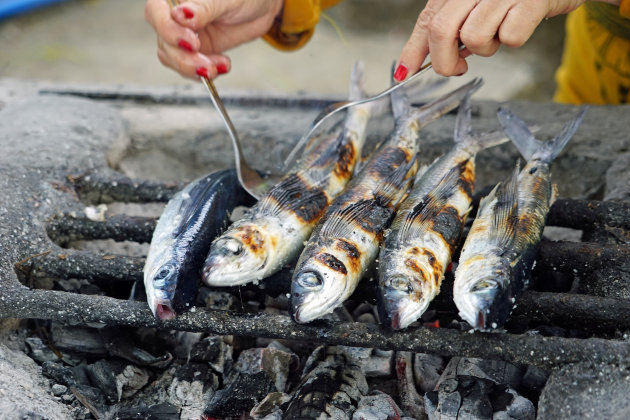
[202,225,269,286]
[290,257,349,323]
[454,258,513,330]
[144,257,184,321]
[377,274,428,330]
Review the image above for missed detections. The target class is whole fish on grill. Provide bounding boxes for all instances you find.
[454,107,587,330]
[144,169,253,320]
[202,63,383,287]
[377,84,508,330]
[290,78,482,324]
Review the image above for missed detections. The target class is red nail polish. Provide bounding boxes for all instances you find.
[216,63,228,74]
[196,66,209,78]
[181,6,194,19]
[177,39,193,52]
[393,64,408,82]
[456,72,465,77]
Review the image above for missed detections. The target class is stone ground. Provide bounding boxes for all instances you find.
[0,0,566,101]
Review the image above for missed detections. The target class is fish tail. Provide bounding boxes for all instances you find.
[497,107,587,163]
[411,78,483,128]
[390,77,410,121]
[454,84,508,153]
[348,61,366,102]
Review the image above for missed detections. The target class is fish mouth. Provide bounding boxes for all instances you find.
[155,303,177,321]
[202,238,267,286]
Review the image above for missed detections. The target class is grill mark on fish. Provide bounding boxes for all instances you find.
[267,173,329,223]
[333,140,357,179]
[241,225,265,255]
[315,253,347,275]
[335,239,360,271]
[431,205,464,250]
[458,160,475,198]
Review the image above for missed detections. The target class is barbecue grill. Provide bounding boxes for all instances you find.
[1,80,629,416]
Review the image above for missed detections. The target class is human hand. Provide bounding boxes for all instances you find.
[393,0,586,81]
[145,0,283,80]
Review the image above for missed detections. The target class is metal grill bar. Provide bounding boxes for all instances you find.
[547,198,630,230]
[47,214,156,245]
[0,286,627,369]
[68,173,180,204]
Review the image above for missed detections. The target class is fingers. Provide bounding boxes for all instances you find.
[460,0,511,57]
[171,0,236,31]
[498,1,549,48]
[146,0,202,52]
[157,36,231,80]
[395,0,445,81]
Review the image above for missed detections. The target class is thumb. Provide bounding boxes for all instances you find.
[171,0,235,31]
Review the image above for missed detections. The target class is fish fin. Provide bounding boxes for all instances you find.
[550,183,559,207]
[411,78,483,128]
[348,60,366,102]
[257,173,326,217]
[490,163,520,251]
[535,107,587,163]
[398,165,461,242]
[453,88,509,152]
[319,199,376,239]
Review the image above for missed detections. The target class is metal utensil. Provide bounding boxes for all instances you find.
[167,0,280,200]
[283,49,464,169]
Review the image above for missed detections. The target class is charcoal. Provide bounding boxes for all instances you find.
[413,353,446,393]
[234,342,298,392]
[116,364,150,400]
[395,351,426,420]
[115,402,181,419]
[283,352,368,420]
[250,392,291,419]
[203,371,275,418]
[102,327,172,368]
[189,336,233,374]
[85,359,120,403]
[331,346,393,378]
[51,384,68,397]
[356,313,377,324]
[352,390,404,420]
[520,365,550,396]
[491,386,535,420]
[198,288,241,311]
[538,362,630,420]
[171,331,203,360]
[168,363,218,419]
[439,358,524,390]
[25,337,62,364]
[50,323,107,356]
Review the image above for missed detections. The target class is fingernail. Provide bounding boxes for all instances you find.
[181,6,194,19]
[456,72,465,77]
[393,64,408,82]
[216,63,228,74]
[178,39,193,52]
[196,66,209,78]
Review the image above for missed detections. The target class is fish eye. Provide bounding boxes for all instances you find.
[471,279,499,292]
[155,264,174,280]
[388,276,409,292]
[297,271,323,289]
[224,238,243,255]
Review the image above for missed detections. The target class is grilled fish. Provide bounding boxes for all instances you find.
[453,107,587,330]
[202,63,379,287]
[290,79,483,324]
[377,85,508,329]
[144,169,253,320]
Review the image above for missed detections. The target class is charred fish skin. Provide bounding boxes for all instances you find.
[144,168,253,320]
[202,62,376,288]
[454,107,587,330]
[290,79,484,324]
[377,84,509,330]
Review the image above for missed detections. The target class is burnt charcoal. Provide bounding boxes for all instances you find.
[283,352,368,420]
[115,402,181,419]
[490,385,535,420]
[117,364,150,400]
[42,361,90,388]
[50,323,107,356]
[85,359,120,403]
[249,392,291,419]
[25,337,62,363]
[440,358,524,390]
[102,327,172,368]
[413,353,446,393]
[356,313,376,324]
[538,362,630,420]
[529,325,568,337]
[189,336,233,374]
[198,288,241,311]
[168,363,218,419]
[520,365,550,397]
[203,371,275,418]
[395,351,426,420]
[51,383,68,396]
[171,331,203,360]
[353,390,404,420]
[234,342,298,392]
[330,346,393,378]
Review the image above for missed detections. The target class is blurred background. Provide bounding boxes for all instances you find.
[0,0,566,101]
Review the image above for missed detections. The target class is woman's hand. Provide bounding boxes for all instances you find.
[393,0,586,81]
[145,0,283,79]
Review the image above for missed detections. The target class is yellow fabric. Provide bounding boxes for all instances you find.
[621,0,630,19]
[554,4,630,104]
[263,0,344,51]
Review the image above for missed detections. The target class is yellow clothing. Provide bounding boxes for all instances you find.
[554,3,630,104]
[263,0,343,51]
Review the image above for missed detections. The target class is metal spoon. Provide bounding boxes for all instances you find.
[167,0,280,200]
